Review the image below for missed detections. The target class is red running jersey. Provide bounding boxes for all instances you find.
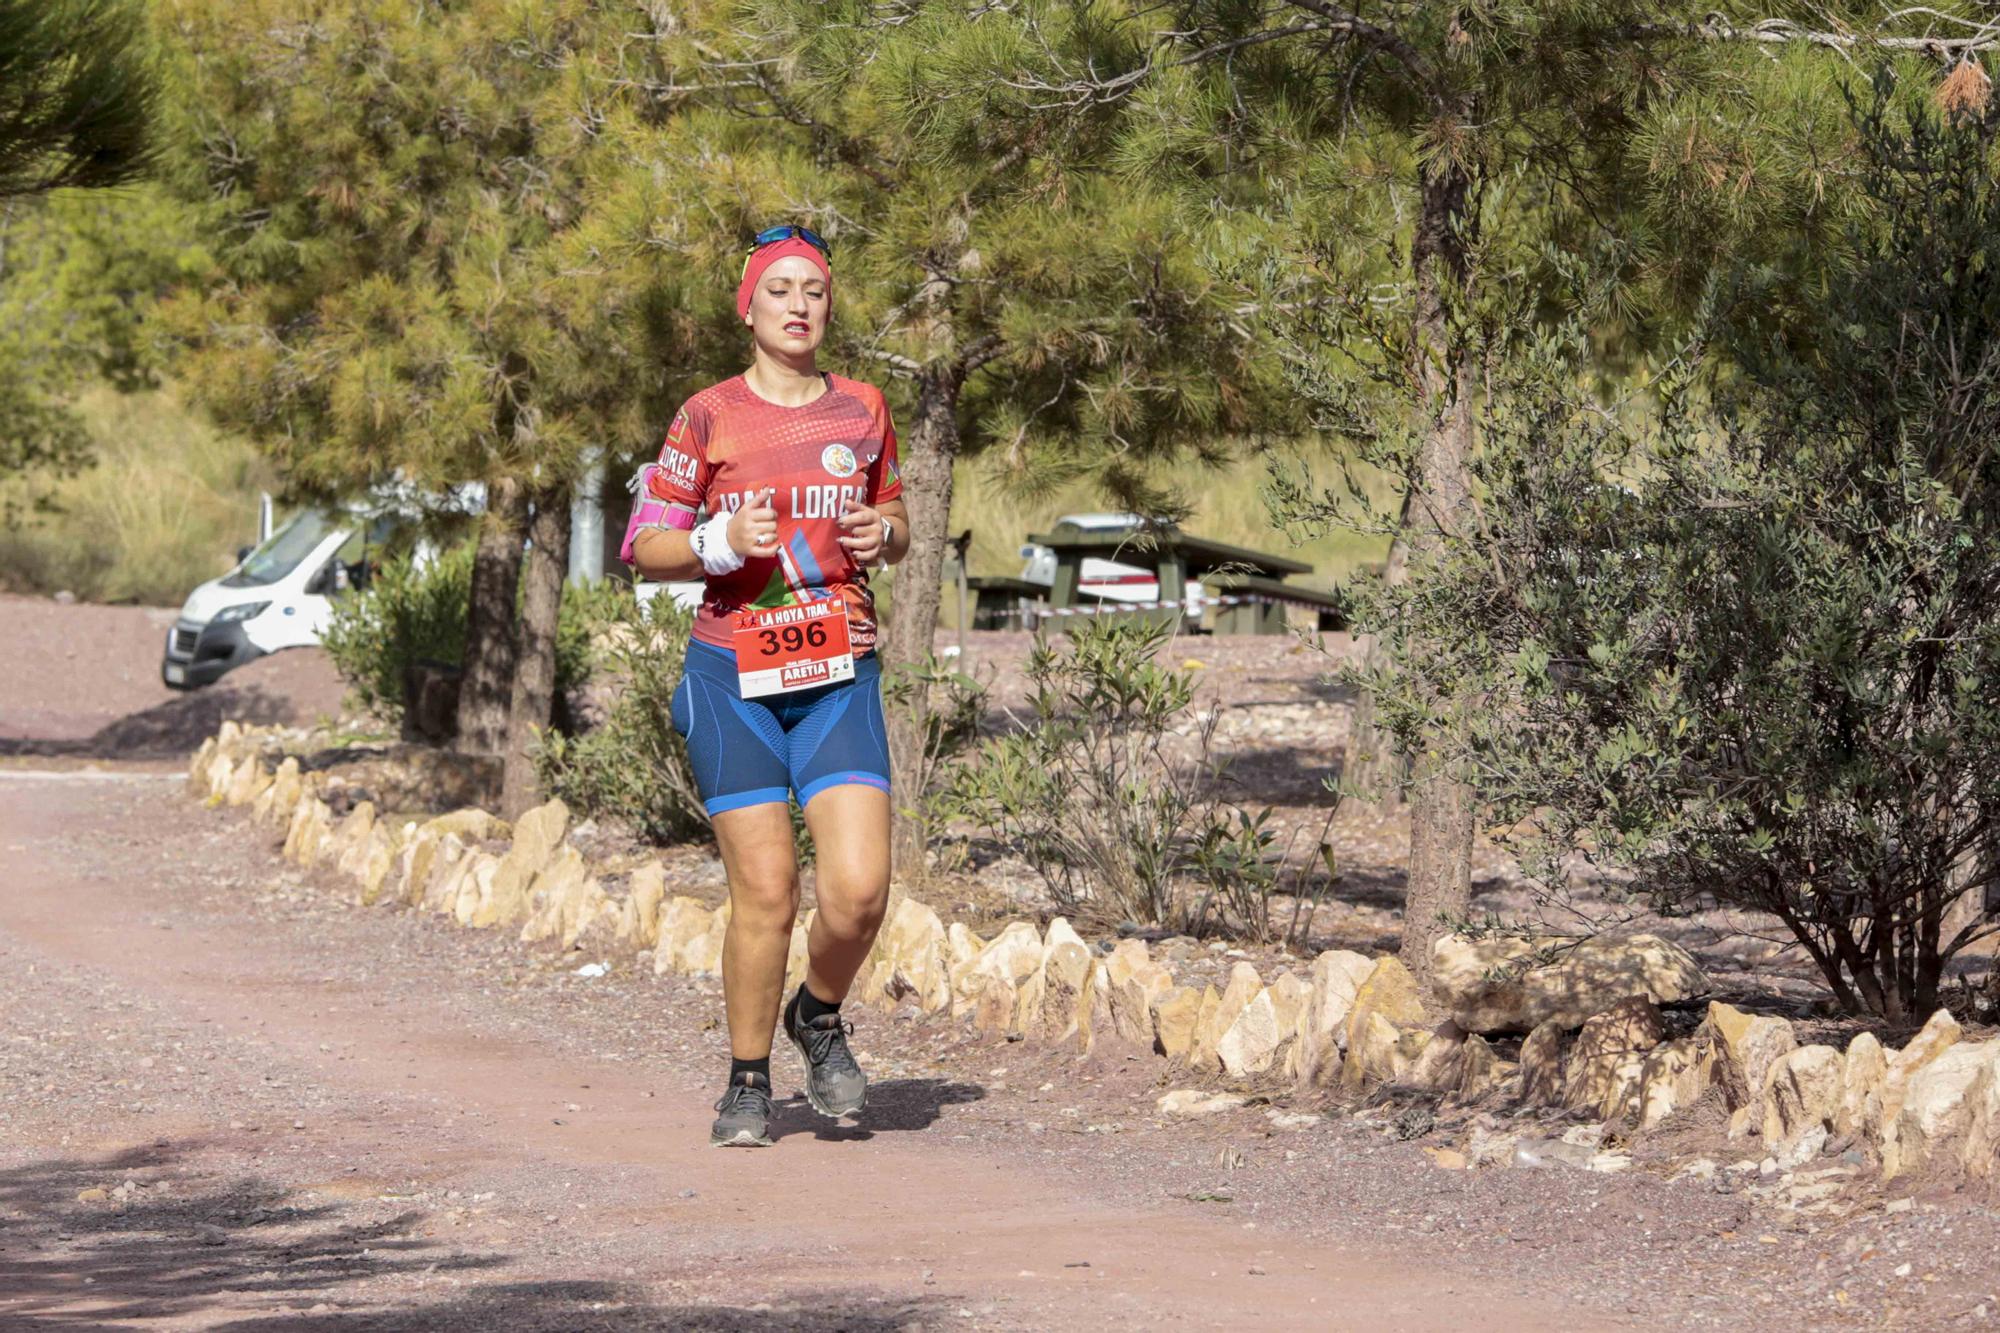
[647,373,903,652]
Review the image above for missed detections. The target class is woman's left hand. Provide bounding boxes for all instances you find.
[836,498,885,566]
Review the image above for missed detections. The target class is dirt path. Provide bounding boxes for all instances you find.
[0,772,1613,1331]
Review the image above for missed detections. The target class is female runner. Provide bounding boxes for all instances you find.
[624,225,908,1146]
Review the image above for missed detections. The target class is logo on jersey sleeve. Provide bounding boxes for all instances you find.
[821,444,859,479]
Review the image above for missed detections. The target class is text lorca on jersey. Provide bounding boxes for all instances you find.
[714,485,870,519]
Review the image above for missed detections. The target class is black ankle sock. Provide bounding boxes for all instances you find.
[794,983,841,1026]
[730,1056,770,1085]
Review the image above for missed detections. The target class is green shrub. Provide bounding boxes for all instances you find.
[534,591,707,844]
[1309,93,2000,1019]
[944,618,1278,936]
[324,540,619,728]
[320,542,477,722]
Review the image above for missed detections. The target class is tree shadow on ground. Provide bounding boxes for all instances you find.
[213,1285,938,1330]
[0,684,308,760]
[770,1078,985,1144]
[0,1141,952,1330]
[0,1140,495,1327]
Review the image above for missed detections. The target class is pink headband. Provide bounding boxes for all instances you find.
[737,238,833,319]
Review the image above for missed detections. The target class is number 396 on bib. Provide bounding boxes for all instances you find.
[732,598,855,698]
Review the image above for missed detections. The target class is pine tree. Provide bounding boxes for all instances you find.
[706,1,1295,865]
[931,1,1998,990]
[0,0,164,503]
[0,0,154,199]
[153,0,720,813]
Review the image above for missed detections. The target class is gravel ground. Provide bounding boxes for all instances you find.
[2,778,1997,1330]
[0,593,347,761]
[4,597,1998,1329]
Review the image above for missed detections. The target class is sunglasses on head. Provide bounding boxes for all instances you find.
[751,224,830,255]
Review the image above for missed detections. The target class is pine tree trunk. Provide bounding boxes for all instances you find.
[1396,160,1482,999]
[456,474,527,756]
[879,365,963,874]
[500,487,571,819]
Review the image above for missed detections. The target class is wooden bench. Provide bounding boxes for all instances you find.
[1202,572,1351,633]
[1028,525,1317,634]
[962,575,1047,630]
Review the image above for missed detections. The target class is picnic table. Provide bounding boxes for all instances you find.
[1025,522,1346,634]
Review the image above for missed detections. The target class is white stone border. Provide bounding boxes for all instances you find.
[186,722,2000,1183]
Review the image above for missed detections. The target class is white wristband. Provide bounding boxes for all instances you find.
[690,510,746,576]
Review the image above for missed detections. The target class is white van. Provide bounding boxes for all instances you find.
[164,484,701,690]
[161,507,392,689]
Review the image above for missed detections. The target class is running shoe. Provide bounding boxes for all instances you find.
[710,1070,774,1147]
[784,991,868,1118]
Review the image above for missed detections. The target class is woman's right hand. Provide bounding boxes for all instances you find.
[728,487,780,558]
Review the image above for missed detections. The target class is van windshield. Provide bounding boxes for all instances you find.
[222,510,339,588]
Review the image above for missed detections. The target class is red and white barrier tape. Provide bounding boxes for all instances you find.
[974,591,1335,621]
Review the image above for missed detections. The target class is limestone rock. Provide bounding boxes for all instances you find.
[519,847,604,947]
[1103,942,1174,1047]
[1289,949,1375,1086]
[254,757,302,824]
[1151,986,1204,1062]
[654,897,714,976]
[944,922,986,975]
[1762,1044,1843,1150]
[1405,1021,1470,1093]
[1339,1011,1431,1090]
[1457,1034,1512,1100]
[678,901,730,977]
[354,827,399,906]
[471,798,568,928]
[1637,1036,1706,1127]
[1341,957,1427,1058]
[1836,1032,1889,1141]
[1884,1039,1998,1180]
[950,922,1043,1019]
[422,807,503,843]
[186,738,216,797]
[1956,1044,2000,1179]
[1080,959,1112,1051]
[971,973,1017,1036]
[447,853,500,925]
[1156,1089,1248,1117]
[1217,974,1312,1077]
[620,862,667,949]
[416,834,467,911]
[1029,918,1094,1045]
[1706,1002,1797,1113]
[1431,932,1710,1035]
[1194,963,1263,1072]
[283,798,333,866]
[332,802,377,880]
[225,755,272,807]
[1564,997,1666,1118]
[1519,1018,1569,1107]
[1882,1009,1962,1132]
[392,831,441,909]
[872,898,951,1014]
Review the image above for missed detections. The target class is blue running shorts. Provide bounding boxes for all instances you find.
[670,638,892,817]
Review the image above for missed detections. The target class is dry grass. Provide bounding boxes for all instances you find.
[0,383,272,605]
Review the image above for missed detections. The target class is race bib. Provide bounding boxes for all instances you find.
[733,599,854,698]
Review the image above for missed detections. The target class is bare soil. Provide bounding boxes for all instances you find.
[0,592,347,763]
[2,597,1998,1329]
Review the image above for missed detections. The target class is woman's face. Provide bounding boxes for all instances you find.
[744,254,830,359]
